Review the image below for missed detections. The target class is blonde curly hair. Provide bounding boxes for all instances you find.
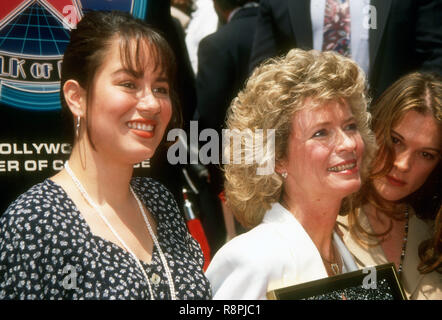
[224,49,377,229]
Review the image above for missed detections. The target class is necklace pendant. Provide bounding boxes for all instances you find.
[331,263,340,275]
[151,273,161,285]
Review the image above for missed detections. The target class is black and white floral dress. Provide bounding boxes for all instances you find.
[0,177,212,300]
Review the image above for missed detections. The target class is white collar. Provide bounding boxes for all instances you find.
[263,202,358,273]
[262,202,296,224]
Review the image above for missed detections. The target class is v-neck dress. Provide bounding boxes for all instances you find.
[0,177,212,300]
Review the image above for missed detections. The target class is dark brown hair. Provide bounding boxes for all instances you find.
[60,10,182,147]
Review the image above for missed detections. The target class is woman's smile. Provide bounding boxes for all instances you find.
[327,159,358,174]
[127,119,157,139]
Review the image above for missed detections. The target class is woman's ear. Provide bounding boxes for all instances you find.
[63,80,86,117]
[275,159,287,175]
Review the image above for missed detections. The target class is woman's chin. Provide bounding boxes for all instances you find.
[333,179,362,197]
[124,150,156,167]
[373,179,409,203]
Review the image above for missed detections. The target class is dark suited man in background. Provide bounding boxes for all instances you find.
[249,0,442,101]
[196,0,259,132]
[195,0,260,250]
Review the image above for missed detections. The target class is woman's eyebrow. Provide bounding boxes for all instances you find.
[310,116,355,128]
[156,76,169,82]
[111,69,169,83]
[391,130,404,140]
[111,68,139,77]
[392,129,441,153]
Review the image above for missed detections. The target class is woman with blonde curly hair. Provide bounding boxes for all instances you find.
[337,72,441,299]
[205,48,377,299]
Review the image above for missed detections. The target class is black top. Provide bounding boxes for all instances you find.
[0,177,212,300]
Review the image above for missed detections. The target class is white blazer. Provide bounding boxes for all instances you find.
[205,203,358,299]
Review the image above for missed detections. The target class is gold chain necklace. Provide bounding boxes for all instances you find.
[320,242,342,276]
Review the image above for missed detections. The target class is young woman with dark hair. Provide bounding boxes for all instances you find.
[0,11,211,300]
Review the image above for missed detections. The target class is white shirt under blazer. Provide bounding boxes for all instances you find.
[205,203,358,299]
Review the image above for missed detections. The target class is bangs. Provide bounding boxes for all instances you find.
[118,33,175,81]
[116,31,182,136]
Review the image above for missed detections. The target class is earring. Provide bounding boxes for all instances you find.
[75,115,81,138]
[281,172,288,179]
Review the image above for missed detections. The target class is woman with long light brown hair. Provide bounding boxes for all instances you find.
[338,72,441,299]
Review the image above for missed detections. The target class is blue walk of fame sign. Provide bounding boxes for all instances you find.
[0,0,149,111]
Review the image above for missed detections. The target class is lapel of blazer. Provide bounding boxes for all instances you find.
[288,0,313,49]
[369,0,392,71]
[401,213,431,299]
[263,203,328,290]
[337,209,389,268]
[338,207,435,299]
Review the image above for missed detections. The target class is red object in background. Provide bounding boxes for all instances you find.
[0,0,79,23]
[186,219,211,271]
[218,190,226,203]
[183,189,211,271]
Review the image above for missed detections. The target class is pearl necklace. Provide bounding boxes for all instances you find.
[64,161,177,300]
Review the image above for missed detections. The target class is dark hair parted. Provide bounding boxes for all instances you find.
[60,10,181,147]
